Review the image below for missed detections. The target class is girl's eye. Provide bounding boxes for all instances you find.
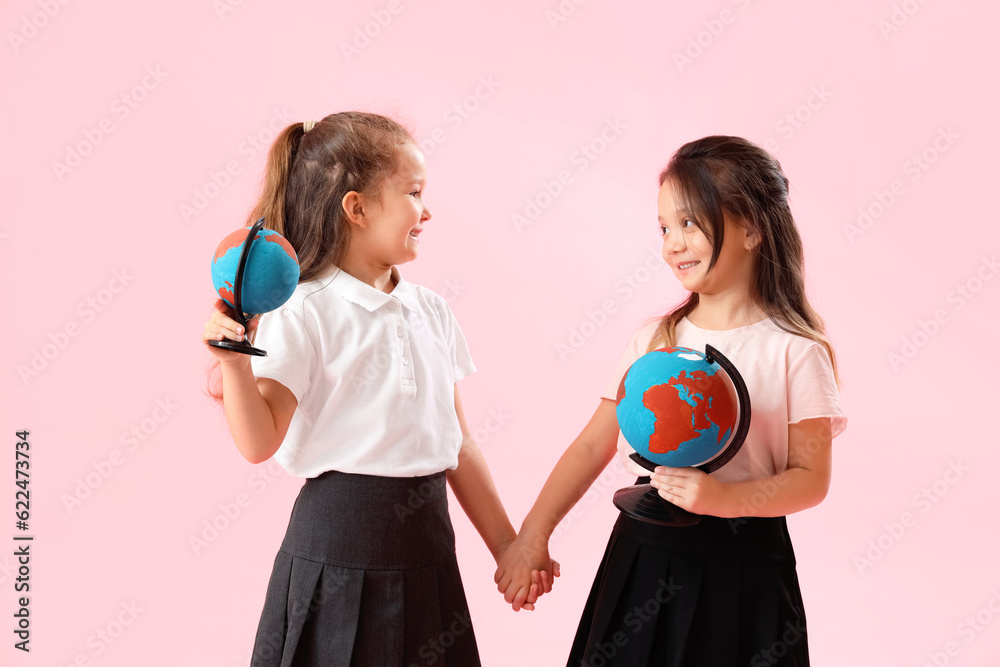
[682,219,695,229]
[409,190,421,197]
[660,225,667,235]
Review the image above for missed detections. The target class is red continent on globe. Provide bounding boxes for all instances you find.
[213,227,298,263]
[642,370,736,455]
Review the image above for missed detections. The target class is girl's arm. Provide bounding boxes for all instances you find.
[446,386,541,610]
[650,416,833,517]
[494,398,621,611]
[204,299,298,463]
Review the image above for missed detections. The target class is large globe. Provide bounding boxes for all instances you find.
[616,346,740,468]
[211,226,299,315]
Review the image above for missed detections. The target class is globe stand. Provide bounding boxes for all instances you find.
[613,459,704,526]
[612,344,752,527]
[207,217,268,357]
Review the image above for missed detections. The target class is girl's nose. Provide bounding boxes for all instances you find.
[662,229,685,253]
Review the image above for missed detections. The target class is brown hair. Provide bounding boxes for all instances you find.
[208,111,414,401]
[648,135,841,387]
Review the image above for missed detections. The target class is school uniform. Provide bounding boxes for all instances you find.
[568,316,847,667]
[247,266,481,667]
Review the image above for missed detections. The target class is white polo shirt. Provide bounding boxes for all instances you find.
[602,316,846,484]
[250,266,476,478]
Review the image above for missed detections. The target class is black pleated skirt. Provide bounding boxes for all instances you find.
[250,470,480,667]
[568,480,809,667]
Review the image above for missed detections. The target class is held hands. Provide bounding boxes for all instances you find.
[494,532,560,612]
[650,466,733,517]
[202,299,259,363]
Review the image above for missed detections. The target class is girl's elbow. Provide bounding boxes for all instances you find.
[805,474,831,510]
[236,439,280,465]
[455,436,480,466]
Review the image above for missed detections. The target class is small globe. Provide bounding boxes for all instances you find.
[616,347,740,468]
[211,225,299,315]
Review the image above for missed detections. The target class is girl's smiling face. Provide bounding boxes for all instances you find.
[358,142,431,266]
[657,179,757,296]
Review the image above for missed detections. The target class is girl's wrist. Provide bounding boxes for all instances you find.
[219,354,253,373]
[517,520,552,548]
[720,482,748,519]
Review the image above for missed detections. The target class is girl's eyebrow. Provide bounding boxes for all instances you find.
[657,210,690,221]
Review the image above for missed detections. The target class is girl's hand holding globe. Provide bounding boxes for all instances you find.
[203,300,260,364]
[649,466,732,517]
[202,220,299,361]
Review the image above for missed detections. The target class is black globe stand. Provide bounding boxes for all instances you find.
[613,463,704,526]
[612,344,752,527]
[207,217,268,357]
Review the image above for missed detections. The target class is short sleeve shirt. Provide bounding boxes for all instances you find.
[602,316,846,483]
[250,266,476,478]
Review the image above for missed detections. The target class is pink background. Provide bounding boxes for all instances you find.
[4,0,999,665]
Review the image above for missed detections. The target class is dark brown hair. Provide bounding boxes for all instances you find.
[648,135,840,387]
[208,112,414,401]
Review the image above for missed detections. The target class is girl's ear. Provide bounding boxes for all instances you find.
[743,225,762,252]
[341,191,368,229]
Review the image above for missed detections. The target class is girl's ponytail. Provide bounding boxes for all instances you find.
[246,123,307,242]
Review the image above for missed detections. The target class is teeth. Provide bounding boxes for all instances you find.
[679,261,698,269]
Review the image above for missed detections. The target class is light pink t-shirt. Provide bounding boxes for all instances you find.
[602,316,847,483]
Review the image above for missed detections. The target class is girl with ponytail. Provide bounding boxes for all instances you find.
[203,112,548,666]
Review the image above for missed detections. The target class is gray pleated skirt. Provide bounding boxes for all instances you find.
[250,469,481,667]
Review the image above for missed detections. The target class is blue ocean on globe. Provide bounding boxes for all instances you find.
[616,347,738,468]
[211,226,299,315]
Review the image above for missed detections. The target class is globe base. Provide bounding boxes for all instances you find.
[613,484,702,527]
[207,338,268,357]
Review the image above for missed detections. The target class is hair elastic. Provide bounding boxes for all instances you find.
[303,120,317,133]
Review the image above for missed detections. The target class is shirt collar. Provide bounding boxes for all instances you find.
[327,265,419,313]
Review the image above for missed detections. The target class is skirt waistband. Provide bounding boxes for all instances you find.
[279,469,456,570]
[616,477,797,562]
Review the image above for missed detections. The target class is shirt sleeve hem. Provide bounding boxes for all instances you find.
[252,370,306,404]
[788,414,847,439]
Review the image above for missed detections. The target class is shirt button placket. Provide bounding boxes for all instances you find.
[391,300,417,395]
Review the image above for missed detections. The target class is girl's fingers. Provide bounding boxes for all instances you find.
[512,584,531,612]
[503,579,517,604]
[529,570,543,597]
[206,310,247,342]
[521,584,542,611]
